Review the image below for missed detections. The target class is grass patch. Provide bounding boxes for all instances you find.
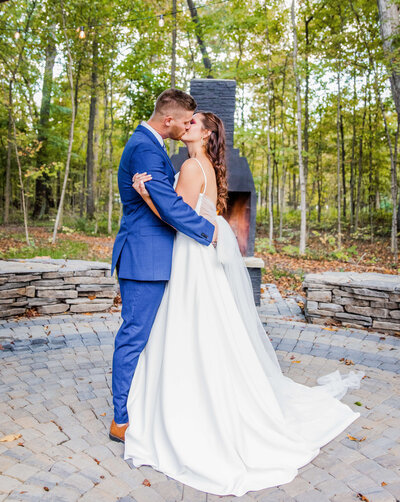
[0,240,90,260]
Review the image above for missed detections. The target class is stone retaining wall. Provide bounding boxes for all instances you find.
[303,272,400,335]
[0,259,117,318]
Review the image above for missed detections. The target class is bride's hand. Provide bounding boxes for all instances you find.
[133,172,152,197]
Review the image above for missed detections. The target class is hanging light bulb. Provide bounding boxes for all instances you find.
[78,26,86,39]
[158,15,165,27]
[14,28,21,40]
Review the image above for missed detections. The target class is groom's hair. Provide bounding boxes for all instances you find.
[154,89,196,116]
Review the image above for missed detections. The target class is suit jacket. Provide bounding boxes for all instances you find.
[111,124,215,281]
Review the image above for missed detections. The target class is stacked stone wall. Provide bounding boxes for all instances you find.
[0,259,117,318]
[303,272,400,335]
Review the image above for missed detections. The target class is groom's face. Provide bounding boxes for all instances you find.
[165,109,194,141]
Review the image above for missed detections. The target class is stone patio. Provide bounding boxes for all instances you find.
[0,285,399,501]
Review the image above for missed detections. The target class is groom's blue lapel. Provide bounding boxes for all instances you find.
[136,125,176,177]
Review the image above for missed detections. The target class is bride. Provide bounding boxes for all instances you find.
[125,111,364,497]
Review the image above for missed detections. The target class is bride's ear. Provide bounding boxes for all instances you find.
[203,130,212,140]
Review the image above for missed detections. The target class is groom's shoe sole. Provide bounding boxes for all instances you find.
[109,432,125,443]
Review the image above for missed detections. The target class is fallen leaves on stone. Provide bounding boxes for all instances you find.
[347,434,366,442]
[0,433,22,442]
[339,358,354,365]
[143,479,151,487]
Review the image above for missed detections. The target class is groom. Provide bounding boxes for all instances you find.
[110,89,216,442]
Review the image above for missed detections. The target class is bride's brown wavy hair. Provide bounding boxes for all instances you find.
[197,111,228,214]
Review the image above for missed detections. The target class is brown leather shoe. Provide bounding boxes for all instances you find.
[109,420,129,443]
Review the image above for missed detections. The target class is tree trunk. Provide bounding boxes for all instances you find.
[340,113,346,219]
[107,77,114,235]
[11,114,30,244]
[291,0,306,254]
[336,62,342,249]
[355,83,368,231]
[170,0,178,157]
[4,82,12,223]
[86,36,98,219]
[376,0,400,234]
[52,0,76,243]
[350,68,357,230]
[304,15,312,186]
[32,35,56,219]
[186,0,212,75]
[265,18,273,245]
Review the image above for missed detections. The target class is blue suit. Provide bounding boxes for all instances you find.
[111,124,215,423]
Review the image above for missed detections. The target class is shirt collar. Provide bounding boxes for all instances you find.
[141,121,165,148]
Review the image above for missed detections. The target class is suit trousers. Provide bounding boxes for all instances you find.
[112,277,167,423]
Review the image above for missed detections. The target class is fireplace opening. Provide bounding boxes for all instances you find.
[225,192,251,256]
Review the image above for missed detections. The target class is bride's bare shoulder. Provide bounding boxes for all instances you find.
[180,158,202,171]
[178,158,204,180]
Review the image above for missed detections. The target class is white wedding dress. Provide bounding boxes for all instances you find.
[124,160,364,497]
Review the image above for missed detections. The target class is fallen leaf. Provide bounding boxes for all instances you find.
[347,434,366,442]
[381,481,387,486]
[88,294,96,300]
[100,413,106,417]
[43,487,49,492]
[345,359,354,365]
[362,426,373,430]
[357,494,369,502]
[0,433,22,442]
[291,360,301,363]
[17,442,24,447]
[290,355,295,360]
[354,401,363,406]
[100,475,105,479]
[94,458,100,464]
[143,479,151,487]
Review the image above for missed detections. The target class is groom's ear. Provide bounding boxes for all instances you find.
[164,115,173,127]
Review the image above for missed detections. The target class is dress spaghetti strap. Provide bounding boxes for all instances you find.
[191,158,207,195]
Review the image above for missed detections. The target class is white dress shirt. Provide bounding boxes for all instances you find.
[141,121,166,149]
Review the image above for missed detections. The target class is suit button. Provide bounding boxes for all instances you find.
[201,233,207,238]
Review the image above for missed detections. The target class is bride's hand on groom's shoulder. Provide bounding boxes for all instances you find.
[133,172,152,197]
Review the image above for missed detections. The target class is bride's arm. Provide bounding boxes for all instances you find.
[132,173,161,218]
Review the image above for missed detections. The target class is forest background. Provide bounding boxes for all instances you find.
[1,0,400,296]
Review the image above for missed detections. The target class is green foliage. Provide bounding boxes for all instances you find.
[0,0,396,256]
[255,237,276,254]
[282,245,300,257]
[0,240,89,261]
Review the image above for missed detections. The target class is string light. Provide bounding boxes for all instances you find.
[3,0,231,37]
[78,26,86,39]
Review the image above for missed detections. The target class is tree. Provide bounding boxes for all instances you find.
[291,0,306,255]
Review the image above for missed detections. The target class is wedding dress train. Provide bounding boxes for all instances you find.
[124,162,363,496]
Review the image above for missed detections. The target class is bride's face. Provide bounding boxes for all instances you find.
[181,113,204,144]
